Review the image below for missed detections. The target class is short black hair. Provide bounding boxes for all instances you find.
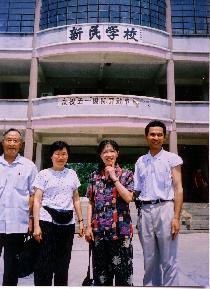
[49,141,70,158]
[145,120,166,137]
[3,128,22,139]
[98,139,119,155]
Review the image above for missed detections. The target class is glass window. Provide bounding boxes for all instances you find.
[0,0,35,33]
[171,0,209,36]
[88,11,98,18]
[78,0,88,4]
[58,1,67,8]
[78,6,87,12]
[110,5,120,11]
[22,14,35,20]
[9,14,21,21]
[1,8,9,13]
[99,11,109,18]
[88,5,97,11]
[40,0,166,31]
[8,26,21,32]
[21,26,33,32]
[49,3,57,10]
[0,14,8,20]
[0,21,7,27]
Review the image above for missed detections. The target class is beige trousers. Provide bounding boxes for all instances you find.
[137,201,179,286]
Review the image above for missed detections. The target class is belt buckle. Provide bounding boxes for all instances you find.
[151,200,157,204]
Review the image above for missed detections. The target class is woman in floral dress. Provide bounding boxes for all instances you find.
[85,139,134,286]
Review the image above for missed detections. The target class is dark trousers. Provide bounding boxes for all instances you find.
[0,233,25,286]
[92,238,133,286]
[34,221,75,286]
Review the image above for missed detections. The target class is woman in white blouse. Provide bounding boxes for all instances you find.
[33,141,84,286]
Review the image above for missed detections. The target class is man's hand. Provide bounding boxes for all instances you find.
[171,217,180,240]
[33,226,42,242]
[28,217,33,234]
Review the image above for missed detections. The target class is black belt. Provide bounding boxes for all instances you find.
[140,199,173,205]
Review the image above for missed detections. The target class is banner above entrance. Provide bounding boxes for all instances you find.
[67,23,143,44]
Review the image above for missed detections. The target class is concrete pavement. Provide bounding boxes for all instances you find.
[0,233,209,287]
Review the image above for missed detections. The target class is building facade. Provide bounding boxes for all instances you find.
[0,0,209,202]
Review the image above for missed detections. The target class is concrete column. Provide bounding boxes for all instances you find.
[166,0,178,154]
[24,0,42,160]
[24,57,39,159]
[35,142,42,171]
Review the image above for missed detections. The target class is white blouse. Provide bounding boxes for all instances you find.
[33,167,81,224]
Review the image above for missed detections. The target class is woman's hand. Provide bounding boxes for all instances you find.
[105,166,117,181]
[78,221,85,238]
[85,226,94,242]
[33,226,42,242]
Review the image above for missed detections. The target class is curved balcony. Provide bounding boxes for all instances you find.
[0,34,33,59]
[31,94,172,130]
[0,99,28,129]
[176,101,209,133]
[0,97,208,134]
[36,24,169,60]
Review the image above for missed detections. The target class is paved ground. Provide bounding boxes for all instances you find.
[0,233,209,287]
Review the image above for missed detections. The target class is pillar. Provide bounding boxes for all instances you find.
[166,0,178,154]
[24,0,42,160]
[35,142,42,171]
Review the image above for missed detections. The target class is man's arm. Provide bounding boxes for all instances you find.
[28,165,38,233]
[28,194,34,233]
[171,165,183,239]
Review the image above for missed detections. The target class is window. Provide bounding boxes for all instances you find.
[40,0,166,30]
[0,0,35,33]
[171,0,209,36]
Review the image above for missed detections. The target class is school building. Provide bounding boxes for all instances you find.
[0,0,209,203]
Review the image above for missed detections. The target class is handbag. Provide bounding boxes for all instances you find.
[17,234,39,278]
[82,242,95,286]
[43,206,73,224]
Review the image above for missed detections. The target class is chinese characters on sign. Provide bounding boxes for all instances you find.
[57,96,149,107]
[67,24,143,44]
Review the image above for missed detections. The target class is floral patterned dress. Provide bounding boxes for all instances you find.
[87,165,134,286]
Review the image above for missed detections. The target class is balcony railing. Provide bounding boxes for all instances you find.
[0,97,209,127]
[176,101,209,123]
[0,99,28,120]
[32,94,172,121]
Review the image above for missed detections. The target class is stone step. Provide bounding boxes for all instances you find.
[184,208,209,216]
[191,219,209,230]
[183,203,209,209]
[191,215,209,220]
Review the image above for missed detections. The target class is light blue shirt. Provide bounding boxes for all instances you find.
[134,149,183,201]
[0,154,38,233]
[32,168,81,225]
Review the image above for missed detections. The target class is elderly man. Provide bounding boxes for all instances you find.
[134,120,183,286]
[0,128,37,285]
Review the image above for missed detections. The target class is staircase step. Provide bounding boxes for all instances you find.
[191,219,209,230]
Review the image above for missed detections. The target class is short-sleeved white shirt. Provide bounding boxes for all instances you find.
[134,149,183,201]
[0,154,38,233]
[32,167,80,224]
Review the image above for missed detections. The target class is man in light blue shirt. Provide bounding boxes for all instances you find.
[0,128,38,285]
[134,120,183,286]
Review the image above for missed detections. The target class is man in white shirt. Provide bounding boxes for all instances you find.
[134,120,183,286]
[0,128,38,285]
